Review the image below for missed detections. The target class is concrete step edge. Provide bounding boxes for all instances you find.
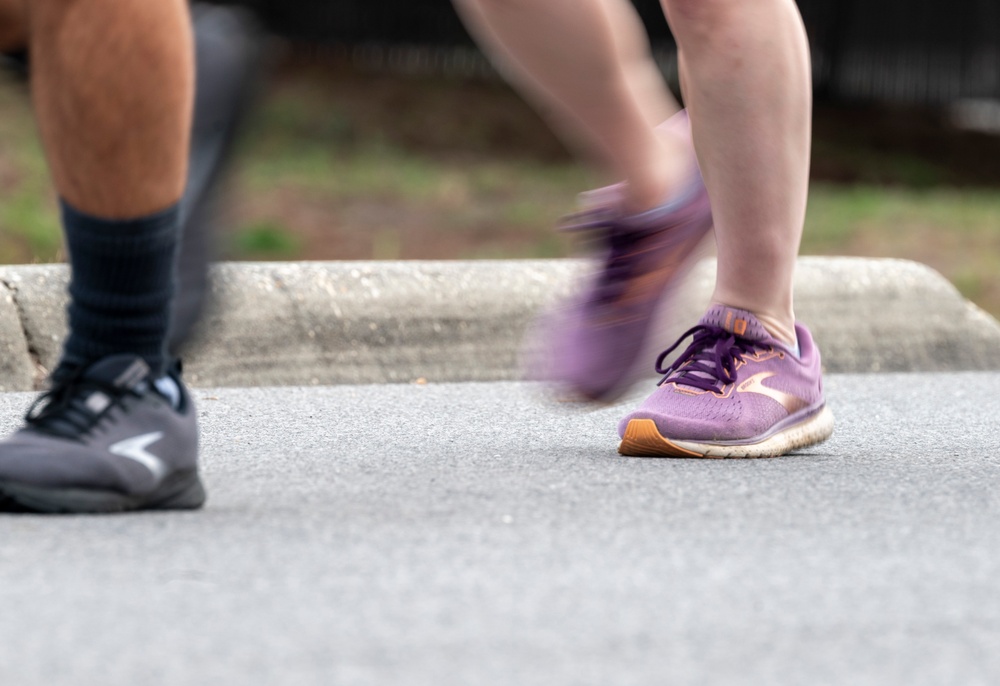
[0,256,996,391]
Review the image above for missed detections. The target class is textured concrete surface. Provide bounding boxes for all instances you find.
[0,374,998,686]
[182,260,574,386]
[0,257,997,390]
[0,266,68,386]
[0,276,33,391]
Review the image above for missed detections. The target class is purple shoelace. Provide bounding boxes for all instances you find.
[561,209,661,305]
[655,325,769,392]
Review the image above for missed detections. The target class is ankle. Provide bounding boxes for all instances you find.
[622,130,694,214]
[59,199,179,378]
[750,311,797,348]
[709,300,797,347]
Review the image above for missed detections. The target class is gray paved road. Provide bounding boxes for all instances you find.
[0,373,998,686]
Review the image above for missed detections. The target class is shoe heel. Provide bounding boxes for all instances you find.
[155,475,207,510]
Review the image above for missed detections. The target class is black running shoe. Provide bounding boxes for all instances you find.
[0,355,204,514]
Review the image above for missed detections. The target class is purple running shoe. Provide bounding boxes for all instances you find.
[527,114,713,402]
[618,305,834,458]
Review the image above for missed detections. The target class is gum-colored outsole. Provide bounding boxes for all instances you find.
[618,407,835,459]
[618,419,704,457]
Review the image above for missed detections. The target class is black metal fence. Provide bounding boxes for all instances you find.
[223,0,1000,104]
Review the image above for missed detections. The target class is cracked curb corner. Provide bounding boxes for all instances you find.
[0,273,46,392]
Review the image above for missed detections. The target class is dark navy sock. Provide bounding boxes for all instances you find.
[60,200,181,377]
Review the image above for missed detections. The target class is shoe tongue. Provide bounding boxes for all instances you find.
[699,305,770,342]
[81,355,152,390]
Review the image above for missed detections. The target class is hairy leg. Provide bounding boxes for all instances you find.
[453,0,688,212]
[29,0,194,217]
[663,0,812,344]
[27,0,195,373]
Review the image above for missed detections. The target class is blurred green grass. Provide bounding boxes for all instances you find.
[0,77,62,263]
[1,66,998,318]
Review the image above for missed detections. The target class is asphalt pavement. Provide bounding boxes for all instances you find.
[1,373,999,686]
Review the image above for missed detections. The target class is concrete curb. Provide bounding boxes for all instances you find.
[0,256,997,390]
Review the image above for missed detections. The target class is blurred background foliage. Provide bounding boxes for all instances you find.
[0,0,998,315]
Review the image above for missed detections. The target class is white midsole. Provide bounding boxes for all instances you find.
[672,406,836,458]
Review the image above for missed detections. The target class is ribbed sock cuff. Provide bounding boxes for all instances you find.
[59,199,181,376]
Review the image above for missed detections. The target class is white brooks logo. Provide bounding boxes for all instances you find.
[109,432,167,482]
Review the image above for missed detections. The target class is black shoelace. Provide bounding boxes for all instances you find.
[25,368,136,439]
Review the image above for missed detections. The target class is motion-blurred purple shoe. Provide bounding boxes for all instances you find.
[618,305,834,458]
[527,113,713,401]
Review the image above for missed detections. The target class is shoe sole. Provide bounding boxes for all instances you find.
[618,406,835,459]
[0,470,206,514]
